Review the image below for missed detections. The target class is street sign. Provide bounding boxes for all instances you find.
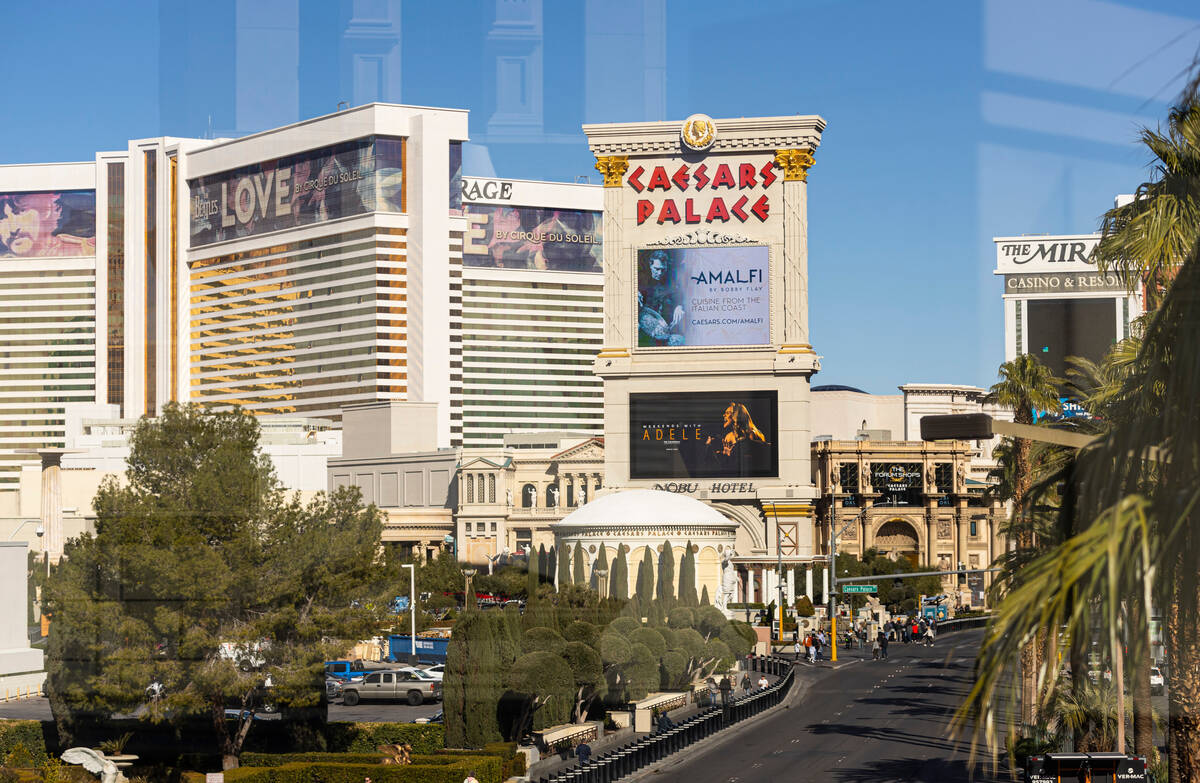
[843,585,877,594]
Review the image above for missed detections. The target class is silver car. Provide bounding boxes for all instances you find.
[341,670,442,706]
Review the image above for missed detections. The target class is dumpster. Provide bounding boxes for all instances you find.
[389,634,450,664]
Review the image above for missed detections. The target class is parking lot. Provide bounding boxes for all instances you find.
[0,695,441,724]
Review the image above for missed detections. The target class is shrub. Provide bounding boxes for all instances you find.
[794,596,816,617]
[719,623,752,659]
[562,621,599,648]
[704,639,733,672]
[325,723,444,754]
[0,721,47,766]
[627,628,666,658]
[240,753,384,767]
[731,621,757,647]
[507,652,574,730]
[598,632,631,666]
[666,607,695,630]
[606,616,640,636]
[694,606,728,639]
[672,628,706,659]
[625,643,659,702]
[521,627,567,656]
[660,651,688,690]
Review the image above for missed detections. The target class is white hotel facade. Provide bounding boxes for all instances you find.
[0,103,603,503]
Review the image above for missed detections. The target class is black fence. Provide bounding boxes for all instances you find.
[537,655,795,783]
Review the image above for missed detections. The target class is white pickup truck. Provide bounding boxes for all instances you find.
[341,669,442,706]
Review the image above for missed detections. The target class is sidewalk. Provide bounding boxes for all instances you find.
[526,671,782,781]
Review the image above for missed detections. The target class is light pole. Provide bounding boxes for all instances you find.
[463,567,477,609]
[401,563,416,664]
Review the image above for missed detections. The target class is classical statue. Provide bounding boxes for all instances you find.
[579,483,587,505]
[62,748,127,783]
[718,547,739,612]
[548,485,560,507]
[506,488,513,507]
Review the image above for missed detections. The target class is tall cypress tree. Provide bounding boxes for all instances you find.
[526,547,539,599]
[573,543,586,586]
[657,541,675,607]
[558,544,571,587]
[595,544,609,592]
[613,545,629,601]
[700,584,710,605]
[637,548,654,608]
[538,544,548,583]
[678,541,697,606]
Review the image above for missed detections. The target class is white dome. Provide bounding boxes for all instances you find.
[553,489,736,529]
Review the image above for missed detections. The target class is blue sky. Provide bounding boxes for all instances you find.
[3,0,1198,394]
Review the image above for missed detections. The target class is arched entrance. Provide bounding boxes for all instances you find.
[874,519,920,566]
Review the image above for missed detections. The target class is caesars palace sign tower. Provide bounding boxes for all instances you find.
[583,114,826,590]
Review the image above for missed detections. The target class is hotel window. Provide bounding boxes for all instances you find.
[144,149,157,415]
[106,162,125,413]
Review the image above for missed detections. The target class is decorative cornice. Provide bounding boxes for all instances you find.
[594,155,629,187]
[774,149,815,182]
[583,115,825,157]
[646,229,756,246]
[777,343,815,354]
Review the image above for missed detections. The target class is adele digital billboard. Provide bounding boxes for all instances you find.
[636,245,769,347]
[630,390,778,479]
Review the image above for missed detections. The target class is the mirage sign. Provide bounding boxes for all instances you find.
[994,235,1099,274]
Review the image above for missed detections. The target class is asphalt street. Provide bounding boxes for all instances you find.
[640,629,1008,783]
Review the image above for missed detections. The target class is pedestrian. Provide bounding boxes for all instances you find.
[912,619,919,640]
[720,674,733,705]
[793,629,801,659]
[877,629,889,660]
[706,676,719,706]
[924,625,935,647]
[740,671,751,692]
[872,635,880,660]
[757,674,769,689]
[804,632,814,663]
[657,711,676,732]
[575,741,592,765]
[816,629,827,661]
[463,773,478,783]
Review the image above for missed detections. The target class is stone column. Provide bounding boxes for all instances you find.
[925,508,936,568]
[805,565,814,600]
[38,451,69,563]
[786,568,796,608]
[747,567,756,604]
[594,156,630,352]
[774,149,816,348]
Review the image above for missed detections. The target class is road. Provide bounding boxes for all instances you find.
[643,629,1007,783]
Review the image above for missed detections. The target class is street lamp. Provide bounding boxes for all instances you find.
[463,568,477,609]
[401,563,416,664]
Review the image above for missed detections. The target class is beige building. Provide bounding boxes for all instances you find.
[811,439,1005,610]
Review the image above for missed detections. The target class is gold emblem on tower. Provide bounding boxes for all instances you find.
[681,114,717,151]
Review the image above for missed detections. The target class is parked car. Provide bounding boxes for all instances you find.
[325,660,367,682]
[341,670,442,706]
[325,676,344,701]
[395,666,441,682]
[423,664,445,679]
[1150,667,1165,695]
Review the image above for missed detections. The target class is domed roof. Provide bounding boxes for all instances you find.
[812,384,868,394]
[553,489,736,529]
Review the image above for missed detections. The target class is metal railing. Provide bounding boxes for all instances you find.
[537,655,795,783]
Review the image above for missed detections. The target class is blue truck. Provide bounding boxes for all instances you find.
[388,634,450,664]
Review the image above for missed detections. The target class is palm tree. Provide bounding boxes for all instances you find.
[989,353,1063,726]
[1093,103,1200,310]
[959,240,1200,783]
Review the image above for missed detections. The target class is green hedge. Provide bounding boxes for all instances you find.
[240,753,385,767]
[185,758,500,783]
[434,742,524,779]
[324,723,444,754]
[0,720,47,765]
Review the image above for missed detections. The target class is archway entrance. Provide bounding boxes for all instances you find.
[875,519,920,566]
